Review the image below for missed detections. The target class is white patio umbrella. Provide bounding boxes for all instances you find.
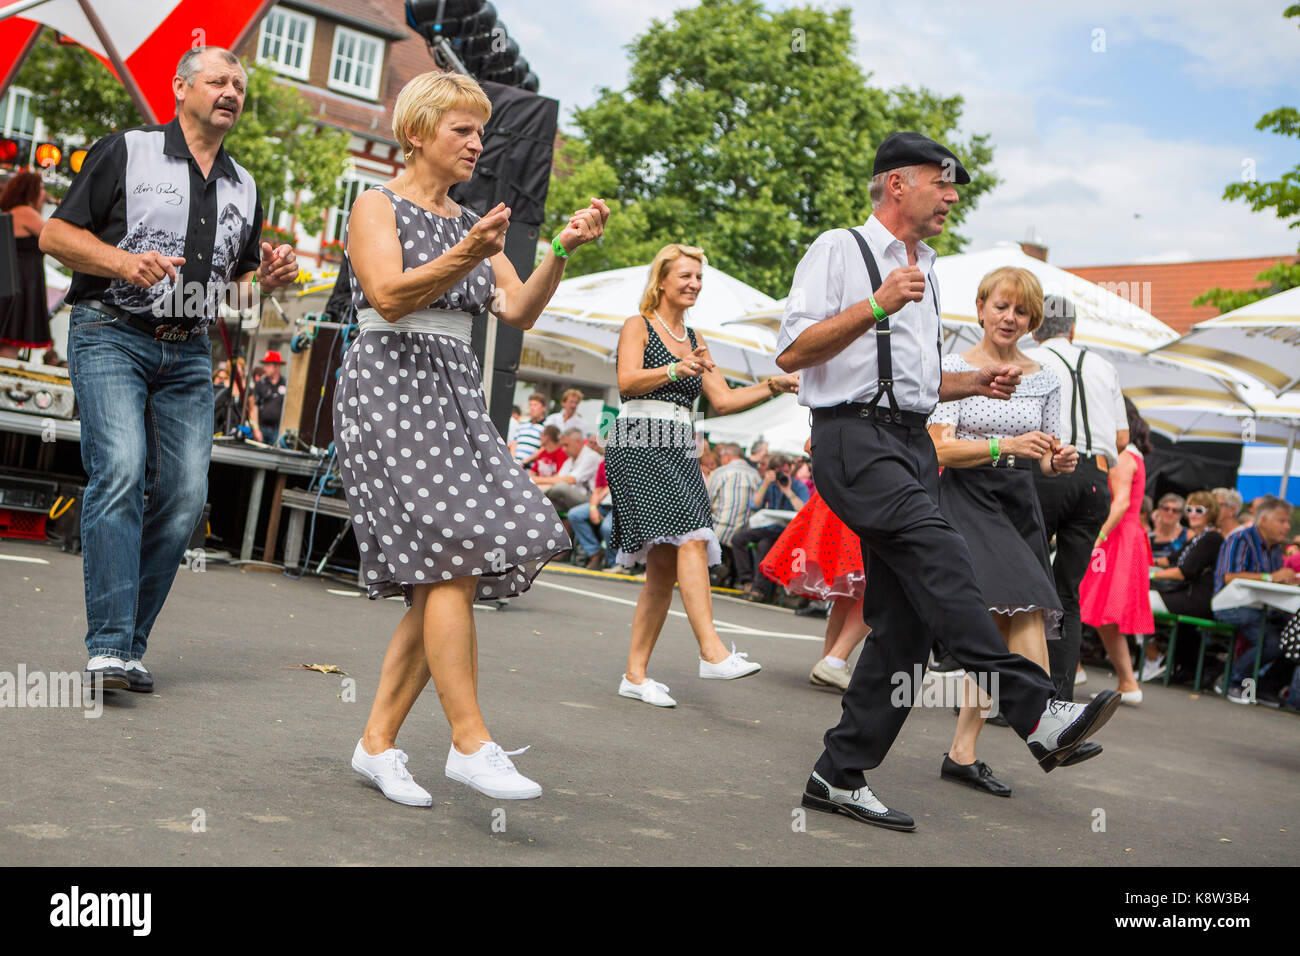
[1148,285,1300,396]
[529,264,782,385]
[1132,384,1300,496]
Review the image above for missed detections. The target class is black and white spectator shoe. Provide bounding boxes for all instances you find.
[1027,692,1120,773]
[84,655,130,691]
[801,771,916,832]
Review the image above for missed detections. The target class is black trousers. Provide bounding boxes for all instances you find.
[1033,458,1111,700]
[811,415,1056,789]
[730,524,784,584]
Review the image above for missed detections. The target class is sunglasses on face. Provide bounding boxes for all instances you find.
[1158,505,1182,513]
[1185,506,1208,515]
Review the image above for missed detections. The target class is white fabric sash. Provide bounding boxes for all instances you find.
[356,307,473,343]
[618,399,694,425]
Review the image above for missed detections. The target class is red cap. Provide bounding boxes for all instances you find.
[263,350,284,364]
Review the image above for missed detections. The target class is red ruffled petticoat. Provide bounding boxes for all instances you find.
[759,492,864,600]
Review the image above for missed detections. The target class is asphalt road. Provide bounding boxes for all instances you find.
[2,538,1295,866]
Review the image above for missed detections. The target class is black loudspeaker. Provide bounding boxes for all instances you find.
[0,214,16,300]
[450,80,559,437]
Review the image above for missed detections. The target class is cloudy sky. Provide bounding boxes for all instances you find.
[495,0,1300,268]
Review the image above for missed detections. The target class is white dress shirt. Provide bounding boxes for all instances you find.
[1023,337,1126,465]
[544,411,589,437]
[557,445,603,492]
[777,215,941,412]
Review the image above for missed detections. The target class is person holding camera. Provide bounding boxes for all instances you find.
[730,453,810,602]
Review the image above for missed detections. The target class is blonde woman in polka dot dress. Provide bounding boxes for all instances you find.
[336,72,608,805]
[607,244,799,707]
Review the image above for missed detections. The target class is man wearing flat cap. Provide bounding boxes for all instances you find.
[777,131,1119,832]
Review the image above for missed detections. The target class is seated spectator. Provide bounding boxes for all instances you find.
[1285,536,1300,575]
[730,452,810,602]
[1150,492,1190,567]
[1212,496,1299,704]
[747,439,769,473]
[1148,490,1224,683]
[506,404,523,446]
[698,447,719,481]
[533,427,601,512]
[568,459,615,569]
[794,438,814,492]
[529,425,566,477]
[1213,487,1243,536]
[707,442,760,586]
[543,387,589,437]
[511,393,547,465]
[1139,495,1154,535]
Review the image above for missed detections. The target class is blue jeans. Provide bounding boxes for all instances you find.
[1213,605,1283,688]
[567,502,613,563]
[67,305,213,661]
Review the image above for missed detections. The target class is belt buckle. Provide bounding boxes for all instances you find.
[1004,454,1016,469]
[153,324,191,343]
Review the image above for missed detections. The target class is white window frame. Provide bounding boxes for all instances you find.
[257,7,316,81]
[1,86,38,139]
[329,170,386,244]
[328,25,383,100]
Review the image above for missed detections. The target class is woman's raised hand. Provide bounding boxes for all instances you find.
[555,198,611,255]
[464,203,511,259]
[674,344,714,378]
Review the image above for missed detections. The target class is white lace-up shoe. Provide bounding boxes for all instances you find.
[801,770,915,832]
[1027,691,1121,773]
[84,655,130,691]
[445,742,542,800]
[618,675,677,707]
[351,740,433,807]
[699,643,762,680]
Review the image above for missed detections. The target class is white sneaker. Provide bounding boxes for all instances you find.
[809,658,850,691]
[351,740,433,807]
[1075,665,1088,686]
[445,742,542,800]
[1027,691,1121,772]
[618,675,677,707]
[1139,654,1166,683]
[699,643,762,680]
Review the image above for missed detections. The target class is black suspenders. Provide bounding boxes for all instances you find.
[1045,346,1093,452]
[846,229,941,424]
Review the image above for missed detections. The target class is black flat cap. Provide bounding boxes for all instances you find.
[872,131,971,185]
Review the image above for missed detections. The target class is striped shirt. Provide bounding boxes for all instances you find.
[512,421,543,463]
[707,459,761,546]
[1214,525,1283,594]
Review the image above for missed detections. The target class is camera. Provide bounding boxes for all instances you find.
[776,472,789,487]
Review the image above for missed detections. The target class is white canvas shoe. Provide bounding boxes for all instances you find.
[445,742,542,800]
[618,675,677,707]
[351,740,433,807]
[699,643,762,680]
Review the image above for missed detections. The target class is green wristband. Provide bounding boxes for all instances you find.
[1264,573,1272,583]
[868,294,888,322]
[551,235,570,259]
[989,436,1000,464]
[666,361,678,381]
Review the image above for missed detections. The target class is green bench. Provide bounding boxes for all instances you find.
[1149,610,1265,696]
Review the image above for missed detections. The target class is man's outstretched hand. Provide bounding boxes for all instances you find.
[973,363,1021,400]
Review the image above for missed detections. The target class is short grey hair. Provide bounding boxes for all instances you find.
[1034,294,1077,343]
[1212,487,1243,513]
[560,427,584,441]
[869,165,920,208]
[177,47,243,87]
[1256,495,1293,519]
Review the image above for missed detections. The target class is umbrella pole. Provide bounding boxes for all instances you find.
[1283,427,1297,500]
[74,0,157,124]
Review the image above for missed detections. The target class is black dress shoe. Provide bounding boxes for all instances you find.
[1059,741,1102,766]
[801,771,916,831]
[124,662,154,693]
[940,754,1012,797]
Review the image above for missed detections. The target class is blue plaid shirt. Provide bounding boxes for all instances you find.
[1214,525,1283,594]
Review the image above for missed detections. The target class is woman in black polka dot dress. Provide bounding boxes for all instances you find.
[606,244,799,707]
[336,72,608,805]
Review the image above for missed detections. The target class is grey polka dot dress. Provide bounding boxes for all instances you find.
[333,185,569,603]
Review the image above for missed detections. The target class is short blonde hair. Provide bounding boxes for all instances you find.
[640,243,707,318]
[392,71,492,161]
[975,267,1044,333]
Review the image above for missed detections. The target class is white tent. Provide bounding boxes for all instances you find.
[1149,285,1300,396]
[526,264,782,385]
[696,392,809,458]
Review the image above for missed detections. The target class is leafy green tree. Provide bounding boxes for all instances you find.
[14,31,349,236]
[543,0,995,296]
[1194,4,1300,313]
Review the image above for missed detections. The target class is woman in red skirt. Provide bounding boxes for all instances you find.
[1079,399,1155,706]
[760,489,869,691]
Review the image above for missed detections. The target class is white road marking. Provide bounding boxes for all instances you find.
[532,579,820,642]
[326,589,360,598]
[0,554,50,565]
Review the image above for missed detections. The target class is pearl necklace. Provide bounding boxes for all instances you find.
[653,310,689,343]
